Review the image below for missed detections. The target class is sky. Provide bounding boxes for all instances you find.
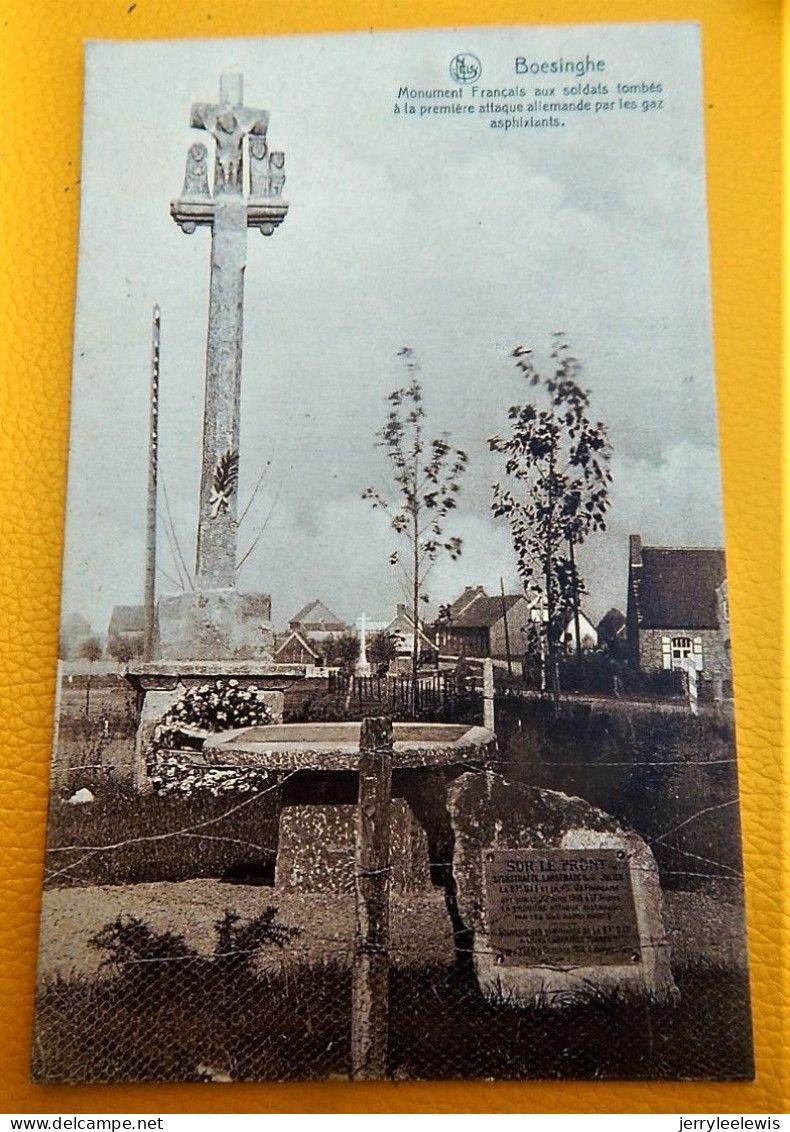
[60,23,725,635]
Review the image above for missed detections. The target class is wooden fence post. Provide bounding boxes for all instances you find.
[483,657,495,730]
[684,658,699,716]
[51,659,66,792]
[351,716,393,1080]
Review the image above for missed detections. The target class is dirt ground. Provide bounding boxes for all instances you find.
[36,881,455,978]
[36,880,747,981]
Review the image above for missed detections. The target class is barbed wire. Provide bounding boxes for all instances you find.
[47,770,299,855]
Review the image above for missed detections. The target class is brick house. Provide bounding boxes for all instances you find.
[626,535,731,681]
[434,585,533,660]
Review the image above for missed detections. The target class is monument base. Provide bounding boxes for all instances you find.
[156,589,274,661]
[276,802,432,894]
[127,660,307,792]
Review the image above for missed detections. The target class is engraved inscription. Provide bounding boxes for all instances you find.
[484,848,641,967]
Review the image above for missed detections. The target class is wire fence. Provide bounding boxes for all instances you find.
[35,679,752,1083]
[32,899,753,1084]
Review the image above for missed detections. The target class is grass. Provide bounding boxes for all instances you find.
[389,962,753,1081]
[32,957,753,1083]
[496,700,744,896]
[46,686,744,897]
[33,962,351,1083]
[44,779,280,888]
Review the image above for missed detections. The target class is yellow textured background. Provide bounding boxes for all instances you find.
[0,0,784,1115]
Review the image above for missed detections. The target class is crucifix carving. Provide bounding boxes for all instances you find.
[170,74,289,591]
[190,74,269,195]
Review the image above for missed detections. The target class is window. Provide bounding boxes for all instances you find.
[662,635,704,671]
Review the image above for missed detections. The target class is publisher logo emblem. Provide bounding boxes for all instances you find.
[449,53,481,84]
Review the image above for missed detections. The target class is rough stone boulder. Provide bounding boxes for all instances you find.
[447,770,677,1006]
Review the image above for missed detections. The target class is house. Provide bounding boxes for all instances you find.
[60,612,93,659]
[383,604,436,664]
[107,605,145,659]
[287,599,349,642]
[597,607,627,648]
[561,609,598,653]
[434,585,533,660]
[274,629,323,666]
[626,534,731,678]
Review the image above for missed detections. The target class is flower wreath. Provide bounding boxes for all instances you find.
[147,678,274,795]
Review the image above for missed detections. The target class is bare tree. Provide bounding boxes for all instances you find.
[489,335,612,702]
[363,349,467,705]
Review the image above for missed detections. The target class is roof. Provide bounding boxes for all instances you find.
[385,607,435,650]
[108,605,145,633]
[597,607,626,640]
[289,599,346,631]
[631,547,726,630]
[449,593,526,629]
[449,586,488,618]
[275,630,321,660]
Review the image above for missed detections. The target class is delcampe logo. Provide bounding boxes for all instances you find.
[449,53,482,84]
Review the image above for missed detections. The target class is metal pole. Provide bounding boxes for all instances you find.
[499,576,513,678]
[143,305,160,662]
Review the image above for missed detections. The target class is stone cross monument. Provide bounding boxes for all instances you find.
[157,74,288,660]
[129,76,301,791]
[356,612,371,676]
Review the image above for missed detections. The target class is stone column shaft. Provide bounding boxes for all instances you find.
[196,196,247,589]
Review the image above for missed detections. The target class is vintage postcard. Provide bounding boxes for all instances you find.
[33,23,753,1083]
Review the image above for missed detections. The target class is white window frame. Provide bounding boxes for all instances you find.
[663,634,703,672]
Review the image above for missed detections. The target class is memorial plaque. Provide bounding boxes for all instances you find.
[484,848,641,967]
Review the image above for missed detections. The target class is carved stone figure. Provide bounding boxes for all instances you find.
[268,151,286,198]
[191,102,269,195]
[169,75,288,592]
[182,142,210,197]
[249,135,269,196]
